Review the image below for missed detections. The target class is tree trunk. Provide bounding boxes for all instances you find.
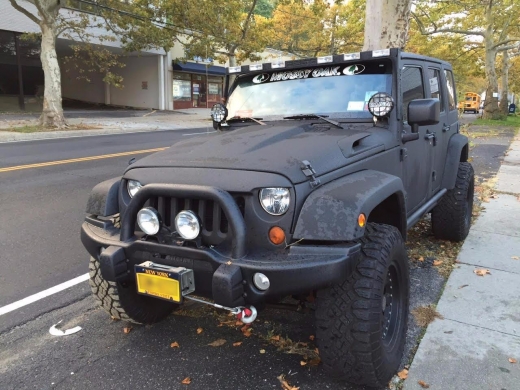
[39,6,66,128]
[363,0,412,51]
[482,45,502,119]
[499,51,510,115]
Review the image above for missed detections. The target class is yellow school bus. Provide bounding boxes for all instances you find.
[458,92,481,113]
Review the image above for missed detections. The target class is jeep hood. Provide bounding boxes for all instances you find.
[127,122,395,184]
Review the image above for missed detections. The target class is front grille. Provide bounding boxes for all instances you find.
[143,195,245,246]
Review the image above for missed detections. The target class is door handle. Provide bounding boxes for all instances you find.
[442,124,450,132]
[425,131,436,146]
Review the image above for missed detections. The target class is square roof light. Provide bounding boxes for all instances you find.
[271,60,285,69]
[317,55,333,64]
[228,66,242,73]
[249,64,263,71]
[343,52,361,60]
[372,49,390,57]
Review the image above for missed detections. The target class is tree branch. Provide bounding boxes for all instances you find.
[493,38,520,50]
[8,0,40,24]
[497,43,520,52]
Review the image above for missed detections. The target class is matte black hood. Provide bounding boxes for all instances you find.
[127,122,395,184]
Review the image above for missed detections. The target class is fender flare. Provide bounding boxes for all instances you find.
[441,133,469,190]
[293,170,406,242]
[85,177,121,216]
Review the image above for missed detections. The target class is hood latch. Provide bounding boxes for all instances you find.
[300,160,321,188]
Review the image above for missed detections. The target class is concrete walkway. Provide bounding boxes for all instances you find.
[405,134,520,390]
[0,108,213,142]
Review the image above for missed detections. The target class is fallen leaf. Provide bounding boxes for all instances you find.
[458,284,469,289]
[232,341,242,347]
[315,347,319,355]
[123,327,132,334]
[418,380,430,388]
[170,341,180,348]
[181,377,191,385]
[271,335,281,341]
[397,369,409,380]
[418,256,424,262]
[433,260,443,266]
[241,325,252,337]
[474,268,491,276]
[300,361,307,366]
[196,327,203,334]
[509,358,517,363]
[235,320,243,326]
[277,374,299,390]
[208,339,227,347]
[308,357,321,366]
[260,349,266,354]
[309,335,315,341]
[512,256,519,260]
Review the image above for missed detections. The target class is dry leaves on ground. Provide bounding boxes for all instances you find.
[232,341,242,347]
[241,325,253,337]
[512,256,519,260]
[208,338,227,347]
[181,377,191,384]
[412,305,443,327]
[277,374,299,390]
[474,268,491,276]
[433,260,443,266]
[123,327,132,334]
[196,327,203,334]
[397,369,409,380]
[170,341,180,348]
[509,358,517,363]
[418,380,430,388]
[309,335,315,341]
[260,349,266,354]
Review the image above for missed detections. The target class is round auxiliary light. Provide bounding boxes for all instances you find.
[368,92,395,118]
[211,103,228,123]
[137,207,161,235]
[253,273,270,291]
[259,188,290,216]
[127,179,142,198]
[175,210,201,240]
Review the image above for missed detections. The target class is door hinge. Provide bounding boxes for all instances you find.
[400,148,408,161]
[300,160,321,188]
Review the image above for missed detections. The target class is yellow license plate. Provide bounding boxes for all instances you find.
[135,269,181,302]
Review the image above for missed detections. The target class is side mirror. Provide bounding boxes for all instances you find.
[408,99,440,132]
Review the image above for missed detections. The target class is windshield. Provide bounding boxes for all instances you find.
[226,60,393,120]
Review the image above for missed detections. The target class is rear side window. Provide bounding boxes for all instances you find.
[444,69,456,111]
[402,66,424,122]
[427,68,444,112]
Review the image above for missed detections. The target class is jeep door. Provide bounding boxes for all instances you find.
[401,64,435,214]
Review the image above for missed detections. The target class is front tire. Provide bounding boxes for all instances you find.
[89,256,178,324]
[315,224,409,388]
[432,162,474,241]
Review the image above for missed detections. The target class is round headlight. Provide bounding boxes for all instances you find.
[259,188,290,216]
[368,92,395,118]
[211,103,228,123]
[137,207,161,235]
[127,180,142,198]
[175,210,201,240]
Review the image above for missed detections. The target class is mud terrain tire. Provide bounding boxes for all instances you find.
[315,224,409,388]
[89,256,178,324]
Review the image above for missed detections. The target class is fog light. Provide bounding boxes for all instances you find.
[358,213,366,227]
[175,210,201,240]
[253,273,270,291]
[137,207,161,235]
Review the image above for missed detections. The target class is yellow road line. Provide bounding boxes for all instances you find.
[0,147,167,173]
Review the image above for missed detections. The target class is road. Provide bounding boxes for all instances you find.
[0,115,515,390]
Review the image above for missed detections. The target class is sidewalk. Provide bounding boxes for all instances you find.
[0,108,213,142]
[404,134,520,390]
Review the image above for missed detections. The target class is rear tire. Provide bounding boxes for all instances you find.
[315,224,409,388]
[432,162,474,241]
[89,256,178,324]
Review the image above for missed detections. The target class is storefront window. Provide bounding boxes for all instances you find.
[172,73,191,102]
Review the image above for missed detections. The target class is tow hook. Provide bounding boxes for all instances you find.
[184,295,258,324]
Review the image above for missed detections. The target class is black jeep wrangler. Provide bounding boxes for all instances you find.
[81,48,473,388]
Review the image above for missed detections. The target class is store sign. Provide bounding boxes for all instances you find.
[209,83,219,94]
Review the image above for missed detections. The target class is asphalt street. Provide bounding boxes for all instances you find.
[0,115,515,390]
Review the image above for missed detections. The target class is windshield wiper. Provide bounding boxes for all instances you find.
[227,116,266,125]
[283,114,342,129]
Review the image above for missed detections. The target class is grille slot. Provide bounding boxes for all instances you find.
[141,195,245,246]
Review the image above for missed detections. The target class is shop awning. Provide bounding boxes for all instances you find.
[172,61,226,76]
